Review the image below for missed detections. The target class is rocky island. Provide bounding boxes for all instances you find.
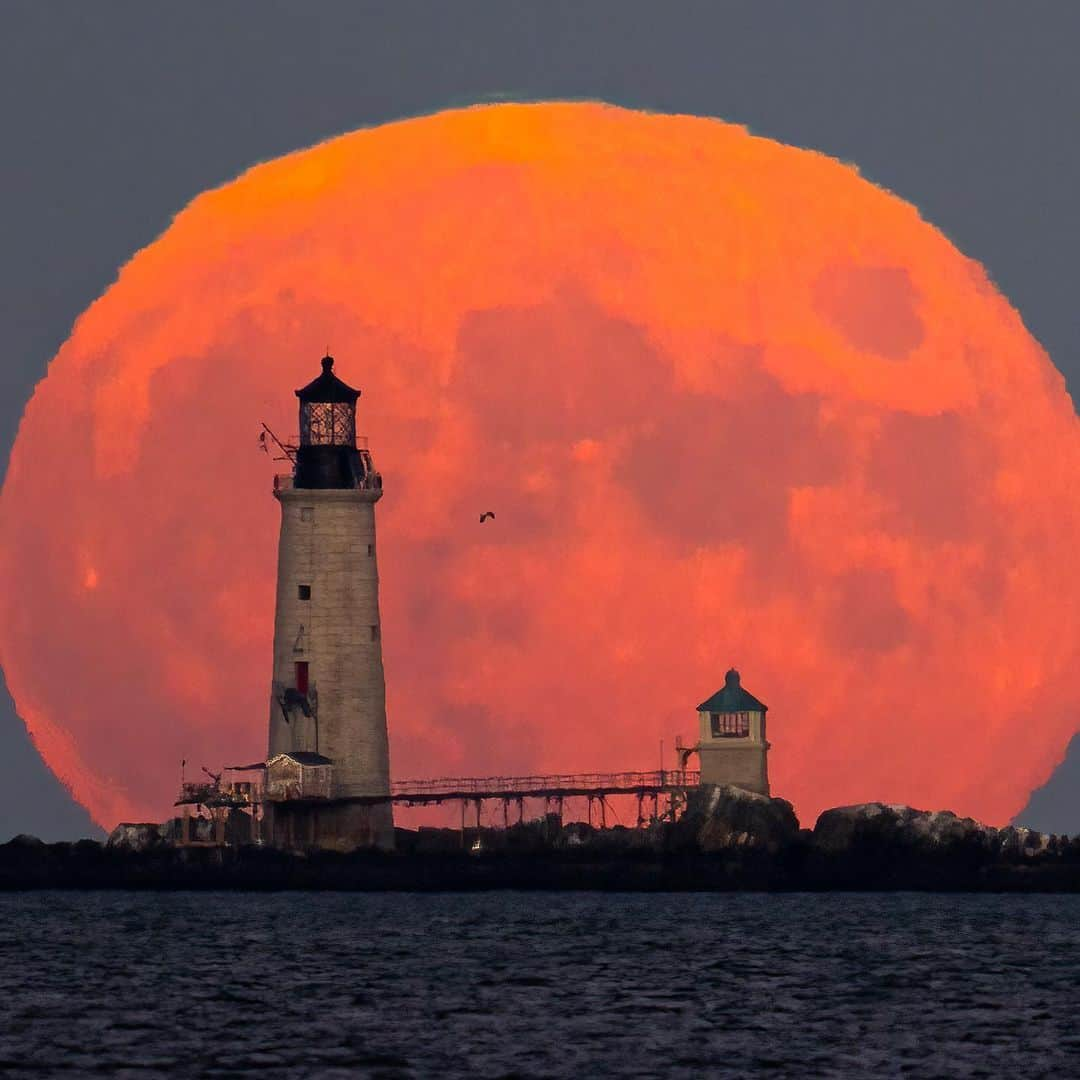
[2,787,1077,891]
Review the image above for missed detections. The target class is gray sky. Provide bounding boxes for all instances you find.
[2,1,1078,838]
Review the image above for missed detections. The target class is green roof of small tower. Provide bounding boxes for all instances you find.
[697,669,768,713]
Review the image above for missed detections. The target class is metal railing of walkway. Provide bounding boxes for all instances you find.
[335,769,703,804]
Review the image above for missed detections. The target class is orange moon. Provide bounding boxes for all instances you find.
[2,102,1079,830]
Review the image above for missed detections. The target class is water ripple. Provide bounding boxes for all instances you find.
[0,893,1076,1078]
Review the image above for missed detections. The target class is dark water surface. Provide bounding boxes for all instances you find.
[0,892,1077,1078]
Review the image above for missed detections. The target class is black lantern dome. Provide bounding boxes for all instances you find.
[293,355,372,489]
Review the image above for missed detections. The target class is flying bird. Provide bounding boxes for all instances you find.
[479,511,496,523]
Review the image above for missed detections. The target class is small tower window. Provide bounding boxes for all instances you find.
[711,711,750,738]
[298,585,311,600]
[370,625,380,641]
[367,544,374,557]
[294,661,309,695]
[300,507,314,522]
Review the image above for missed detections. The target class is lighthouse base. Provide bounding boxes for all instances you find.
[265,801,395,852]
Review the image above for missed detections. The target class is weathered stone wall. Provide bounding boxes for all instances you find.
[698,745,769,792]
[267,486,393,849]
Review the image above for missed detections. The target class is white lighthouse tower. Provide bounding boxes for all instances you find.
[266,354,393,850]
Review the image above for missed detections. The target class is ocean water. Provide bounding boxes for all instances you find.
[0,892,1077,1078]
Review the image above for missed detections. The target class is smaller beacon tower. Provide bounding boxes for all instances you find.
[694,669,770,795]
[266,355,393,850]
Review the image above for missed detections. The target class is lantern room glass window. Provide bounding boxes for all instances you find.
[711,711,750,738]
[300,401,356,447]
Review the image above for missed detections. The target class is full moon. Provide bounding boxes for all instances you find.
[3,102,1079,830]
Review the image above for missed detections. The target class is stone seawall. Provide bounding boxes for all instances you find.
[1,840,1078,892]
[4,785,1079,891]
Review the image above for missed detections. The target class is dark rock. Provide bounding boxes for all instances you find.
[5,833,46,848]
[557,822,650,854]
[812,803,997,858]
[412,826,467,855]
[678,785,800,853]
[393,826,420,853]
[556,822,594,849]
[106,823,163,852]
[811,804,1070,866]
[996,825,1055,860]
[159,817,183,843]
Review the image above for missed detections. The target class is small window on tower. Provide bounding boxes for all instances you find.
[294,661,309,695]
[370,625,380,641]
[300,507,314,522]
[711,712,750,738]
[298,585,311,600]
[367,544,374,557]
